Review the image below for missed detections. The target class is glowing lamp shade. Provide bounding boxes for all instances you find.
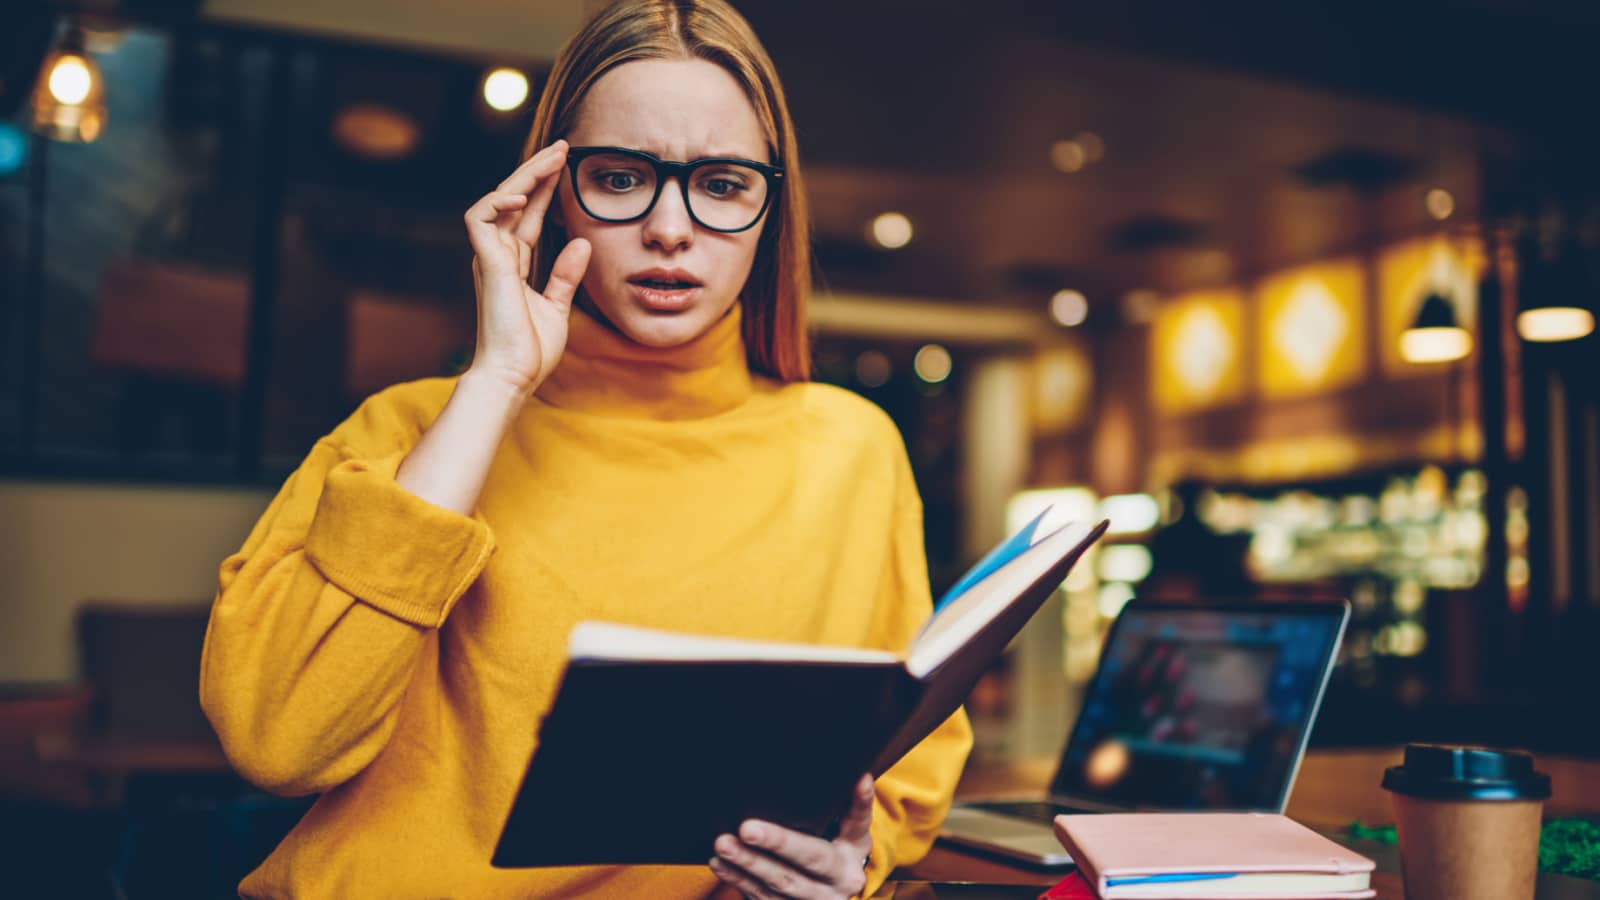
[1518,307,1595,342]
[1518,246,1596,343]
[32,42,106,143]
[1400,292,1472,363]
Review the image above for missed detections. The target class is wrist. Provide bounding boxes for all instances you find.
[458,366,536,415]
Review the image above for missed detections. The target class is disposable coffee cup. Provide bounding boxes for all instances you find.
[1381,743,1550,900]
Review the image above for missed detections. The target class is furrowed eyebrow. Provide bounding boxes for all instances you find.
[623,145,766,163]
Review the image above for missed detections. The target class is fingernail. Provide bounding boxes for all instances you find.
[743,823,766,843]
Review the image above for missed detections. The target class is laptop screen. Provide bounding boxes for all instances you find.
[1049,602,1347,811]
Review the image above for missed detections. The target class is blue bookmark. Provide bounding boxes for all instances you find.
[1105,872,1239,887]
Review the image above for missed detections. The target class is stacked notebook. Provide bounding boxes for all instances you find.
[1051,813,1376,899]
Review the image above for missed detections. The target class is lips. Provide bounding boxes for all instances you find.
[627,268,703,291]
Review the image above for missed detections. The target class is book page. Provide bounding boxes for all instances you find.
[932,508,1052,612]
[906,521,1095,679]
[1106,871,1372,898]
[568,622,901,665]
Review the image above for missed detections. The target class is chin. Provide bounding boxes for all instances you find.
[608,306,719,348]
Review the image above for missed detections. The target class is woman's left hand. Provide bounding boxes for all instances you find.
[710,773,875,899]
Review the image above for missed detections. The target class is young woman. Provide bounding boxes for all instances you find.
[200,1,972,897]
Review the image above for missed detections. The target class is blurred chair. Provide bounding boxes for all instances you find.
[90,258,250,387]
[75,601,217,747]
[0,682,95,808]
[42,601,312,898]
[344,290,472,399]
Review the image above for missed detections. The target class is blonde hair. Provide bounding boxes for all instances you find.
[524,0,810,382]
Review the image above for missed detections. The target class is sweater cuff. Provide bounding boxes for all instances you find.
[859,803,894,899]
[304,450,495,628]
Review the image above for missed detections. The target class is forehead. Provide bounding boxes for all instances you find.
[568,58,769,162]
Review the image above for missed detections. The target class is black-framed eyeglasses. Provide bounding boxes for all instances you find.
[565,145,784,234]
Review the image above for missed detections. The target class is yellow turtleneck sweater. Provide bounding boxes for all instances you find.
[200,304,973,899]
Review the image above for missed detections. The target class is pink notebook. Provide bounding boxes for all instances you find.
[1052,813,1376,899]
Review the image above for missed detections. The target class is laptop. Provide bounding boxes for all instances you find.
[939,600,1350,866]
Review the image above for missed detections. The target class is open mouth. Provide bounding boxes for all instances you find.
[630,278,699,290]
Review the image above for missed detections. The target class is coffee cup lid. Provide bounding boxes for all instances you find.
[1382,743,1551,801]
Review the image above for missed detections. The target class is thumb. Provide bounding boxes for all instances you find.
[836,774,874,848]
[541,238,591,313]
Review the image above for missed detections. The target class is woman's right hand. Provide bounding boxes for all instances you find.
[464,139,592,398]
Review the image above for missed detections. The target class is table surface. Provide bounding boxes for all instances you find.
[33,737,1600,898]
[896,747,1600,899]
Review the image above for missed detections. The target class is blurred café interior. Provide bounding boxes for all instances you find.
[3,0,1600,895]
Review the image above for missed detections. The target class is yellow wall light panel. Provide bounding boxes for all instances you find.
[1151,288,1247,413]
[1257,258,1367,399]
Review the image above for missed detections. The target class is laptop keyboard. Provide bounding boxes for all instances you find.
[965,800,1090,824]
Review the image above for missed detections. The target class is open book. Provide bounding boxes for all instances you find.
[492,513,1109,866]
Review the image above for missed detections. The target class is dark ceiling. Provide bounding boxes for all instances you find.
[15,0,1600,324]
[709,0,1600,318]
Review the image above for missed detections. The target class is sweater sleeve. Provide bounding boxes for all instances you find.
[199,395,495,796]
[860,470,975,896]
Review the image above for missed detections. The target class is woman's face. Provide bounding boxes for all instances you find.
[558,58,770,348]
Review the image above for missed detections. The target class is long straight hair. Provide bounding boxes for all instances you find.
[523,0,811,382]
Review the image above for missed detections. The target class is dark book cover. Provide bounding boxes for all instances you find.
[493,518,1108,867]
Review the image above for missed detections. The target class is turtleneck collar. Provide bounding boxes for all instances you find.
[534,302,753,420]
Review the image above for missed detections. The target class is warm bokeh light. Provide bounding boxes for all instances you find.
[332,103,422,160]
[1100,493,1161,534]
[1399,326,1472,363]
[1097,582,1135,618]
[1050,139,1087,173]
[1084,740,1131,789]
[1121,289,1159,324]
[853,350,891,387]
[1518,307,1595,342]
[1076,131,1105,163]
[1425,188,1455,221]
[482,67,530,112]
[1031,344,1093,431]
[1098,544,1154,582]
[48,55,94,105]
[869,212,913,249]
[913,343,952,383]
[1050,289,1088,327]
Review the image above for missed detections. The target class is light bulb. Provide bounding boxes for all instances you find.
[48,55,93,106]
[483,68,530,112]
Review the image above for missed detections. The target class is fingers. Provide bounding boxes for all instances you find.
[729,822,836,883]
[835,775,875,847]
[496,139,568,196]
[708,855,780,900]
[711,836,826,900]
[513,149,565,247]
[541,238,591,312]
[465,192,531,275]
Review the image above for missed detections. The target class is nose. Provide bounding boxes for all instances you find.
[640,177,694,252]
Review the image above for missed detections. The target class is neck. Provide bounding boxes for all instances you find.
[535,303,753,420]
